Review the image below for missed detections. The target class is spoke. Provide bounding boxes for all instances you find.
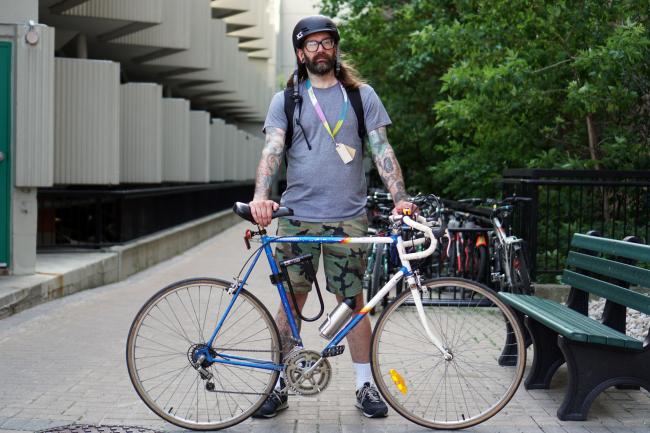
[201,285,215,343]
[148,362,193,400]
[145,310,193,344]
[139,364,189,383]
[164,296,193,344]
[136,334,187,356]
[186,286,206,343]
[175,291,203,343]
[152,303,193,345]
[217,325,269,350]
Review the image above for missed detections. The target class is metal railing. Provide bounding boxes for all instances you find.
[501,169,650,279]
[37,182,254,249]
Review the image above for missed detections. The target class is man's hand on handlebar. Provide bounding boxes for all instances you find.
[392,200,419,217]
[248,199,279,227]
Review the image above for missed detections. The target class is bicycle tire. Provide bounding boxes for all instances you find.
[510,244,533,295]
[371,277,526,429]
[126,278,281,430]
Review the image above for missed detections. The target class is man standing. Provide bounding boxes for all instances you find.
[249,15,416,419]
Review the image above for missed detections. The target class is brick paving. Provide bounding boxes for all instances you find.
[0,220,648,433]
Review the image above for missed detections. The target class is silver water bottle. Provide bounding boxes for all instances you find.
[319,297,356,339]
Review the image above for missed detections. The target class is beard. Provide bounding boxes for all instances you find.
[304,52,336,75]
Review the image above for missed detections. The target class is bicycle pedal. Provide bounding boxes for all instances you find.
[322,345,345,357]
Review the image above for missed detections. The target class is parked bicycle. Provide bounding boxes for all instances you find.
[484,196,534,295]
[126,202,526,430]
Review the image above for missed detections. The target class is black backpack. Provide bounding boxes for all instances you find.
[283,86,366,151]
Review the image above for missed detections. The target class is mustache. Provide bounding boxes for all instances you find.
[313,53,333,62]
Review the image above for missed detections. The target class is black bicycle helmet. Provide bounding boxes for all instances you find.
[292,15,340,50]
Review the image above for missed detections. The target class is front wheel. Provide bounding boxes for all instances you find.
[370,278,526,429]
[126,278,281,430]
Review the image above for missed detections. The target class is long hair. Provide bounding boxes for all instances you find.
[285,57,365,91]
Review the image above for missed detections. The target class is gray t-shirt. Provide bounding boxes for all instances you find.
[263,82,391,222]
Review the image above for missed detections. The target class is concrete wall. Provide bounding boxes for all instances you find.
[0,0,38,23]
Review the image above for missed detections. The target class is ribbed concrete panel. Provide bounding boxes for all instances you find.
[54,58,120,185]
[237,130,248,181]
[189,111,210,183]
[223,124,237,181]
[162,98,190,182]
[63,0,162,23]
[120,83,162,183]
[176,19,227,82]
[113,0,189,50]
[15,24,54,187]
[147,0,211,69]
[209,119,226,182]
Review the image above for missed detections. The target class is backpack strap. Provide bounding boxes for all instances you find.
[347,87,366,143]
[283,87,296,150]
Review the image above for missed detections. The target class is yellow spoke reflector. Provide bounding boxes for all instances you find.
[389,369,408,395]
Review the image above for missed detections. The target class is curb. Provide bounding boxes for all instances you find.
[0,209,240,319]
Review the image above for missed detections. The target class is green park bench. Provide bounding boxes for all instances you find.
[498,233,650,421]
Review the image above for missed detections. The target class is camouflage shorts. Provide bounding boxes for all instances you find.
[275,214,368,298]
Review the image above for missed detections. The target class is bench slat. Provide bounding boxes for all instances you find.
[571,233,650,263]
[562,269,650,314]
[500,294,609,345]
[567,251,650,290]
[498,293,643,350]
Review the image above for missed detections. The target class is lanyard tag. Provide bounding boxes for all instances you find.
[336,143,355,164]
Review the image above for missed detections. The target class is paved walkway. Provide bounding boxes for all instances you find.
[0,221,648,433]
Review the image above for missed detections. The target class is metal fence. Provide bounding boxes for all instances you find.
[37,182,254,249]
[501,169,650,280]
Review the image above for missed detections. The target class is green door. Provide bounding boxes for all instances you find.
[0,42,11,268]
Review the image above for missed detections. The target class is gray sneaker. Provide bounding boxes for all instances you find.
[355,382,388,418]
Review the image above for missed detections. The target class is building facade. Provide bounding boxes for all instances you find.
[0,0,319,275]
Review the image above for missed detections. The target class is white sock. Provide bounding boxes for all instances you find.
[354,363,373,390]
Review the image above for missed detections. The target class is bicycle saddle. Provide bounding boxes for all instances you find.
[232,202,294,224]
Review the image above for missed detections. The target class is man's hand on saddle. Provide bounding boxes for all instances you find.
[249,199,279,227]
[392,200,419,217]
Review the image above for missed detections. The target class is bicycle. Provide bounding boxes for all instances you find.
[126,202,526,430]
[484,197,533,295]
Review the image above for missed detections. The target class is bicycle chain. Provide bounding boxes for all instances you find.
[213,347,280,353]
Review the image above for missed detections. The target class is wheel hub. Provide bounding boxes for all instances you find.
[187,344,216,369]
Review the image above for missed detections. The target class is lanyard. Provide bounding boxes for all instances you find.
[305,79,349,141]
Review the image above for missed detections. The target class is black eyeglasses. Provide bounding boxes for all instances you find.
[303,38,336,53]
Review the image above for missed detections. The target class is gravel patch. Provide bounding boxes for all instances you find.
[589,298,649,340]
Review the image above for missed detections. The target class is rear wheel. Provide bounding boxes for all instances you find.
[126,278,281,430]
[510,244,532,295]
[371,278,526,429]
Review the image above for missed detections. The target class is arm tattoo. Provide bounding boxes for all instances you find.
[254,127,286,200]
[367,127,408,203]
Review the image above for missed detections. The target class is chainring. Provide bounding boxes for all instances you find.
[284,349,331,396]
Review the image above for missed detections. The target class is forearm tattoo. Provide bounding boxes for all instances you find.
[254,127,286,200]
[367,127,408,202]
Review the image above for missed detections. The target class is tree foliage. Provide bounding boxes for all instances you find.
[321,0,650,197]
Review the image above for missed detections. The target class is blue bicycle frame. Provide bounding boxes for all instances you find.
[198,233,399,371]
